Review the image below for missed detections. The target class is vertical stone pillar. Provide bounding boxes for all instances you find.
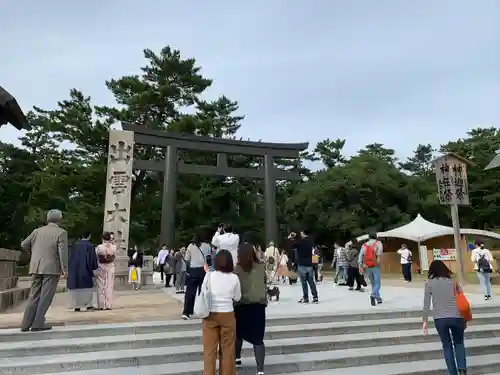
[103,130,134,288]
[160,145,178,247]
[264,154,277,246]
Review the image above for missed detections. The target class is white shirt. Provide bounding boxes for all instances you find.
[212,231,240,264]
[203,270,241,313]
[157,249,169,265]
[471,247,494,271]
[280,253,289,266]
[397,248,412,264]
[265,246,279,260]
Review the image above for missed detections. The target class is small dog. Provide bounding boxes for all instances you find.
[266,285,280,301]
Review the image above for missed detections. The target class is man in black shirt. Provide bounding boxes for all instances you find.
[291,229,319,303]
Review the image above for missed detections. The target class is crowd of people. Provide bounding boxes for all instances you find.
[163,227,490,375]
[16,210,495,375]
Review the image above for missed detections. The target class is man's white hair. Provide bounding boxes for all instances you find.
[46,209,63,223]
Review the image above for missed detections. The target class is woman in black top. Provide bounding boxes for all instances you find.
[128,246,144,290]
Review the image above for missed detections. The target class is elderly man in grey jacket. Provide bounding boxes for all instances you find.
[20,209,68,332]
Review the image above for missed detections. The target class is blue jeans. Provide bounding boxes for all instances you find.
[434,317,467,375]
[364,266,381,299]
[334,264,348,284]
[476,271,492,296]
[297,265,318,301]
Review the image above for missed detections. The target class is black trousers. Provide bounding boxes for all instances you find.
[402,263,412,282]
[347,266,364,289]
[182,267,205,316]
[159,264,165,281]
[165,273,172,287]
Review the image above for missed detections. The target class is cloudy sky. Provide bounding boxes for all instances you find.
[1,0,499,160]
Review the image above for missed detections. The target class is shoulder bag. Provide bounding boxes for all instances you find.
[194,273,212,319]
[454,281,472,321]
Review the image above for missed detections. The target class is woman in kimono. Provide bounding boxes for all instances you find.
[128,246,144,290]
[68,231,98,311]
[96,232,116,310]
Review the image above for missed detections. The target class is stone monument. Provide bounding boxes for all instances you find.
[103,130,153,288]
[0,248,30,311]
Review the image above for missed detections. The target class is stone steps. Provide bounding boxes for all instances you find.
[2,319,500,359]
[0,306,499,374]
[30,356,500,375]
[7,339,500,375]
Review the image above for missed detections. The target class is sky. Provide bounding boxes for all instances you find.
[1,0,499,161]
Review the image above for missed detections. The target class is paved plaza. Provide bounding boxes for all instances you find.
[0,287,182,329]
[162,273,500,317]
[0,272,497,330]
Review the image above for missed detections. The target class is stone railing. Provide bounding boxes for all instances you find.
[0,248,30,312]
[142,255,154,285]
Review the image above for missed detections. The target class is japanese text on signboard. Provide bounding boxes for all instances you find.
[436,161,469,205]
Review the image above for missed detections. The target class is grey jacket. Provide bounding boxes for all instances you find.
[346,247,359,267]
[21,223,68,275]
[174,251,187,273]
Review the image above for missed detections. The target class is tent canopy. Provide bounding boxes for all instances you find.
[352,214,500,244]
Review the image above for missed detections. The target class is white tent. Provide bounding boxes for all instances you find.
[353,214,500,243]
[378,214,454,242]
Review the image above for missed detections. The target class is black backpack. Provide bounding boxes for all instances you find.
[478,254,491,273]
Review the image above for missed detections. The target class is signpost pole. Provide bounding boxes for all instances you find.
[450,203,464,285]
[434,152,473,286]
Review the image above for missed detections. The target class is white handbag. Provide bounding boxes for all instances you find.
[194,272,212,319]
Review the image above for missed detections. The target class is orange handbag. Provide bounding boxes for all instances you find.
[454,281,472,321]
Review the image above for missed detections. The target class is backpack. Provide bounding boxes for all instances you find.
[477,254,491,273]
[363,241,378,268]
[406,252,412,263]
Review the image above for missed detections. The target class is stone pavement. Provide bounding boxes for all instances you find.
[165,275,499,317]
[3,272,495,330]
[0,286,182,329]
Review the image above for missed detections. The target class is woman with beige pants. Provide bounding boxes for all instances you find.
[202,249,241,375]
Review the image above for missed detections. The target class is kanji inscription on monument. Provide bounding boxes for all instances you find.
[109,171,130,195]
[110,141,132,164]
[435,155,470,206]
[103,130,140,286]
[106,202,128,223]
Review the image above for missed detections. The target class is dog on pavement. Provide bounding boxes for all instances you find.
[266,285,280,301]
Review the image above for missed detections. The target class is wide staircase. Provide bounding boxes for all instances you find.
[1,306,500,375]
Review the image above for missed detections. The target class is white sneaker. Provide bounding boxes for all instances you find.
[181,314,191,320]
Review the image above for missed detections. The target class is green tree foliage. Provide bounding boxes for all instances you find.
[2,45,500,253]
